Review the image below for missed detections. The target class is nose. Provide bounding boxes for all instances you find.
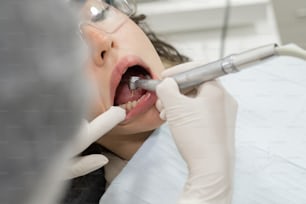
[80,24,114,66]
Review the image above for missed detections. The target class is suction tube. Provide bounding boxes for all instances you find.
[129,44,306,92]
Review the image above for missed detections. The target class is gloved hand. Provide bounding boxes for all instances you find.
[66,106,126,179]
[156,62,238,204]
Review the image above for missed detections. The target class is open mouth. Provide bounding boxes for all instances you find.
[111,56,158,122]
[114,65,151,110]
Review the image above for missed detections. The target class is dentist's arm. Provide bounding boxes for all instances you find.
[66,106,126,179]
[156,62,237,204]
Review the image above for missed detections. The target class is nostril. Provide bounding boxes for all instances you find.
[111,42,114,48]
[101,51,106,59]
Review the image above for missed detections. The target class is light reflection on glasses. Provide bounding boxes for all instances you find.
[79,0,136,34]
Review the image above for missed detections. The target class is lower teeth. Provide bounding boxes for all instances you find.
[119,99,139,111]
[118,92,148,111]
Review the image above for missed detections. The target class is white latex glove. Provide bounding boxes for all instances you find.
[156,62,237,204]
[66,106,126,179]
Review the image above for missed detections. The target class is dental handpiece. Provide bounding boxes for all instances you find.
[129,44,306,91]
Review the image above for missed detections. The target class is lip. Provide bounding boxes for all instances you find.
[110,55,158,122]
[123,91,157,123]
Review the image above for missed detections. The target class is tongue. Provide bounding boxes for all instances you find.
[114,66,149,105]
[114,82,145,105]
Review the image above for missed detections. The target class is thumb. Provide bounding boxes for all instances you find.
[87,106,126,140]
[66,154,109,179]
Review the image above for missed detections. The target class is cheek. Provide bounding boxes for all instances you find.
[98,76,113,108]
[115,21,165,75]
[87,66,114,119]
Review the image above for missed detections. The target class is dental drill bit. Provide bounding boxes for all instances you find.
[129,76,161,92]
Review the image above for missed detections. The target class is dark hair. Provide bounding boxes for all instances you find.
[131,14,189,66]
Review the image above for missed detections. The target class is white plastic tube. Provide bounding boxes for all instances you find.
[276,44,306,60]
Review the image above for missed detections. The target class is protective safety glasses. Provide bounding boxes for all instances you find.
[79,0,137,34]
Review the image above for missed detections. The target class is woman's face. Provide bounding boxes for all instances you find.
[80,1,165,136]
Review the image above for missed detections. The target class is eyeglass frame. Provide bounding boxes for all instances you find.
[78,0,137,34]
